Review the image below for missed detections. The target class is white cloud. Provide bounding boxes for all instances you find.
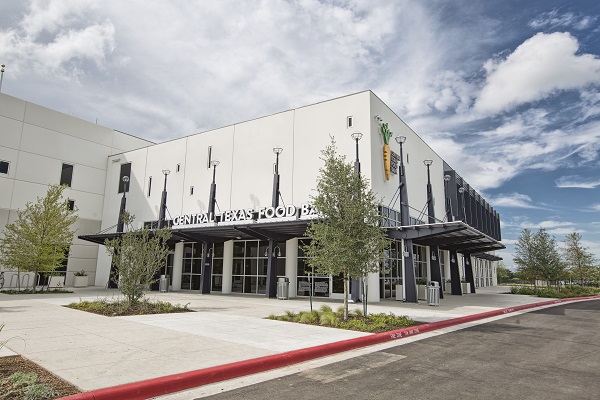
[529,10,597,30]
[0,0,115,79]
[474,32,600,114]
[555,175,600,189]
[486,193,539,209]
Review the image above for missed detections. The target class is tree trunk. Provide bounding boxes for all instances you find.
[343,275,348,320]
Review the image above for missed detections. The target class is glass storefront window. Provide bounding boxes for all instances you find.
[297,238,329,297]
[231,240,285,294]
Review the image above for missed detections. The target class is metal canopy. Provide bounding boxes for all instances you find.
[387,221,505,255]
[79,219,311,245]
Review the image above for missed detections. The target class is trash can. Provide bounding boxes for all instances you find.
[427,281,440,306]
[159,275,169,293]
[277,277,289,300]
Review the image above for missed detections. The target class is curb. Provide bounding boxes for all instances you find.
[59,295,600,400]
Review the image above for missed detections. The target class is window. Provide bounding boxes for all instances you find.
[347,116,353,128]
[118,163,131,193]
[67,200,75,211]
[60,163,73,187]
[190,186,194,195]
[147,176,152,197]
[176,163,181,172]
[0,160,9,174]
[232,240,285,294]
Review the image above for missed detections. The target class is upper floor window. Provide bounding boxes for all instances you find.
[118,163,131,193]
[60,163,73,187]
[0,160,9,174]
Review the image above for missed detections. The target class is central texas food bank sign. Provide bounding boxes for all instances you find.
[172,204,317,227]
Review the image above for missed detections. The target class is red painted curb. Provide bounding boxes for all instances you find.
[59,295,600,400]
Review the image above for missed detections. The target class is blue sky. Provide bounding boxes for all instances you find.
[1,0,599,268]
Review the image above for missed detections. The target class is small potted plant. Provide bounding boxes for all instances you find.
[416,278,428,300]
[73,270,88,288]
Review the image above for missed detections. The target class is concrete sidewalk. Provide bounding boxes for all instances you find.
[0,286,551,392]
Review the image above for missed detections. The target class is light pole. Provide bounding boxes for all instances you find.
[272,148,282,207]
[395,136,407,223]
[200,161,219,295]
[458,187,466,222]
[423,159,433,224]
[350,133,362,303]
[158,169,170,228]
[351,132,362,176]
[116,175,129,233]
[423,159,443,299]
[266,148,283,299]
[444,174,452,222]
[394,135,417,302]
[208,161,219,218]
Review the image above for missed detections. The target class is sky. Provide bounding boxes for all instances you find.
[1,0,599,269]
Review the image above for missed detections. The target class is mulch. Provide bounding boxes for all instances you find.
[0,355,81,399]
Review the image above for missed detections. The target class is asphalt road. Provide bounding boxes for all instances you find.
[202,299,600,400]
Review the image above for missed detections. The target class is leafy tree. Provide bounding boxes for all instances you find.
[533,229,565,285]
[0,184,77,292]
[514,228,565,286]
[496,262,514,283]
[562,232,596,284]
[513,228,539,286]
[304,139,390,320]
[104,212,172,304]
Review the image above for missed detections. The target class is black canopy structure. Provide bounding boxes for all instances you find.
[79,219,312,245]
[386,220,504,256]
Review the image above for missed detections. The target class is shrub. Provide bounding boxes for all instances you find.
[319,311,338,326]
[319,304,333,313]
[299,311,319,324]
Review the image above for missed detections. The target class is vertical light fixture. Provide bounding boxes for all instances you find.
[116,176,130,233]
[208,161,219,218]
[158,169,170,228]
[351,132,363,176]
[444,174,452,222]
[0,64,5,93]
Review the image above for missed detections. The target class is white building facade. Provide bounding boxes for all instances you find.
[1,91,502,301]
[0,93,153,287]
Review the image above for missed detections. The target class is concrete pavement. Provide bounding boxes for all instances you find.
[0,286,559,394]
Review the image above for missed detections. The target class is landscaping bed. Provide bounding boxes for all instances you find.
[1,289,73,295]
[66,298,193,316]
[268,305,419,333]
[507,285,600,298]
[0,355,80,399]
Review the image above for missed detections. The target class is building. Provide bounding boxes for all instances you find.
[0,93,153,287]
[0,91,503,302]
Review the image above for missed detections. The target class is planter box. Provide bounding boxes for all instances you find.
[417,285,427,300]
[395,284,403,301]
[73,275,88,288]
[462,282,471,293]
[443,282,452,294]
[48,275,65,288]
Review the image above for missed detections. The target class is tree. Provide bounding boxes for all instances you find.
[562,232,596,284]
[513,228,565,286]
[496,262,514,283]
[533,229,565,285]
[304,139,390,320]
[104,212,171,304]
[513,229,539,286]
[0,184,77,292]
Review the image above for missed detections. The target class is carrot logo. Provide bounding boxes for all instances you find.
[381,122,393,180]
